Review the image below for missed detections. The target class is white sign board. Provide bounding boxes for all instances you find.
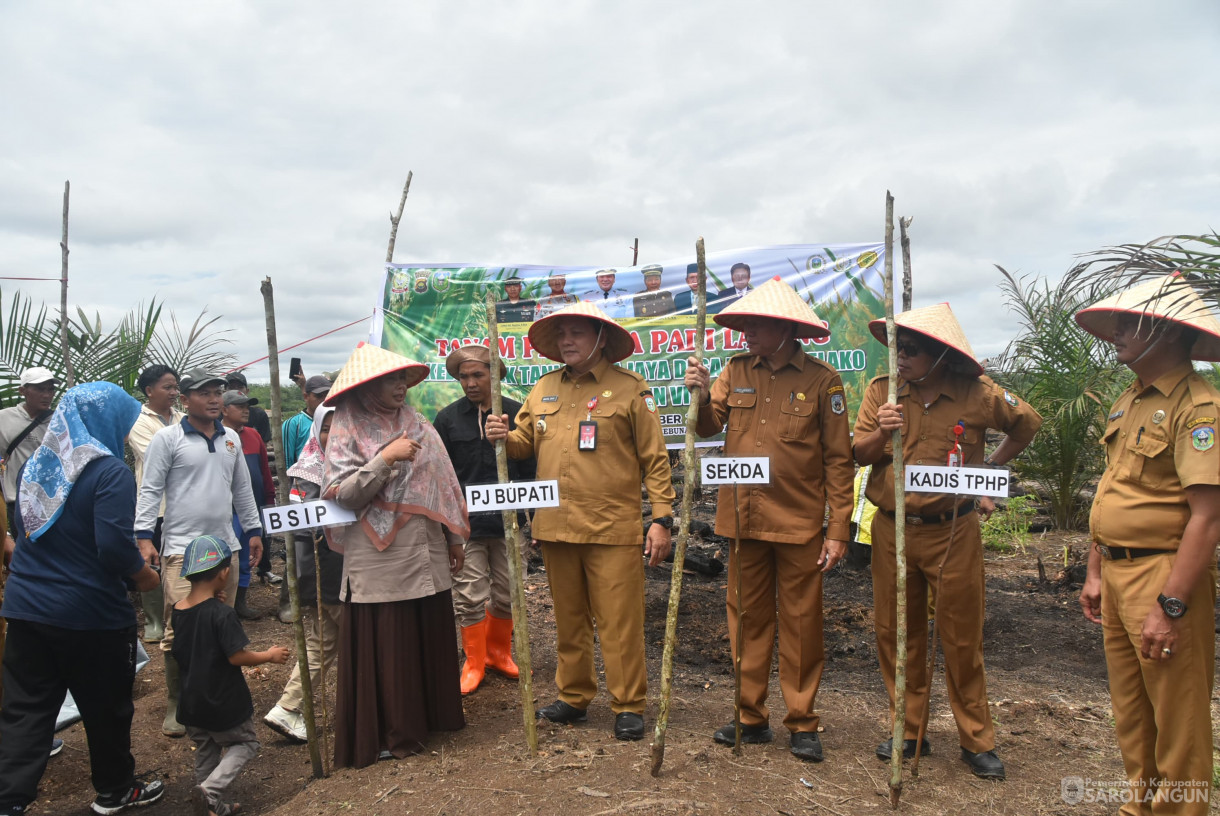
[261,500,357,534]
[904,466,1011,498]
[701,457,771,484]
[466,480,561,512]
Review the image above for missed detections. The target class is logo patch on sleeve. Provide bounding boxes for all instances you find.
[1003,390,1019,407]
[831,394,845,415]
[1192,426,1215,451]
[644,395,656,413]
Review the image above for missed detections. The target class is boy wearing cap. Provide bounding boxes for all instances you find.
[172,535,289,816]
[1075,276,1220,814]
[495,277,536,324]
[853,303,1041,780]
[0,367,58,534]
[486,302,674,741]
[632,265,675,317]
[135,368,265,738]
[282,375,331,469]
[684,277,853,762]
[434,344,536,694]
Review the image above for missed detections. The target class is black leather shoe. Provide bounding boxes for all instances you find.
[875,737,931,761]
[960,748,1005,780]
[712,721,774,746]
[536,700,587,724]
[789,731,824,762]
[614,712,645,741]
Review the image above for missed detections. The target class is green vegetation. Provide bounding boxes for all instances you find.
[246,383,306,417]
[981,494,1037,553]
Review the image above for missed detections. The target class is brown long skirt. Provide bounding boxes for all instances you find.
[334,590,465,769]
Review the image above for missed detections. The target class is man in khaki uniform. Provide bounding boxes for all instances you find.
[486,301,674,742]
[632,265,676,317]
[1076,276,1220,816]
[684,277,853,762]
[854,304,1041,780]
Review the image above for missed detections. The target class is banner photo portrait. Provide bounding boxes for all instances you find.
[371,243,886,448]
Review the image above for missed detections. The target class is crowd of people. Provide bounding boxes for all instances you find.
[0,272,1217,815]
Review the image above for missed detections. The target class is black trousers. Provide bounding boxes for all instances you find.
[0,620,138,807]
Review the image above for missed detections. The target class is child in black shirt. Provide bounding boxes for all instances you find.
[172,535,288,816]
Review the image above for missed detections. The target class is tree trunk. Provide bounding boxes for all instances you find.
[59,181,75,387]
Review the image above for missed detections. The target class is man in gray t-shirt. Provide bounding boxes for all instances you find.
[0,367,58,534]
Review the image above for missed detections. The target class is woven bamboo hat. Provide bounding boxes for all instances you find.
[444,343,508,379]
[713,276,831,340]
[323,342,429,406]
[528,300,636,363]
[868,303,983,377]
[1074,274,1220,361]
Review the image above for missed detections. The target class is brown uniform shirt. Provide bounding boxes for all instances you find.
[695,342,854,545]
[1091,363,1220,551]
[854,374,1042,515]
[506,357,675,546]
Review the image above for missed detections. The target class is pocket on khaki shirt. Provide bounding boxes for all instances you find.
[778,399,814,440]
[728,392,757,432]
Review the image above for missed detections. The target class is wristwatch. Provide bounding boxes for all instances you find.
[651,516,674,530]
[1158,593,1187,619]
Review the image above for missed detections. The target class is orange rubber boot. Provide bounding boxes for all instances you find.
[485,611,520,678]
[459,619,487,695]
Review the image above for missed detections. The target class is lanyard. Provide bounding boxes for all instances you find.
[586,396,598,421]
[947,420,965,467]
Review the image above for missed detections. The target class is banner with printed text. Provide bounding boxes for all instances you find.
[372,243,886,447]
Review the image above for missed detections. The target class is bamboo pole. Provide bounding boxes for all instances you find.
[58,181,75,388]
[731,484,745,756]
[313,531,331,774]
[884,192,909,808]
[386,173,413,264]
[649,237,709,776]
[899,216,913,313]
[261,277,324,779]
[485,291,539,755]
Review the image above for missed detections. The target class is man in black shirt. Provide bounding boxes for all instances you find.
[434,345,536,694]
[224,372,271,443]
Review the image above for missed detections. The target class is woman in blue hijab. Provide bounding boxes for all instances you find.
[0,381,165,816]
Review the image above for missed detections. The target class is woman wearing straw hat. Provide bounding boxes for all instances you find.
[683,276,854,763]
[486,301,674,742]
[322,342,470,768]
[1075,276,1220,813]
[854,303,1041,780]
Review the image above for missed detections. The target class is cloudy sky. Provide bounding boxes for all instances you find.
[3,1,1218,382]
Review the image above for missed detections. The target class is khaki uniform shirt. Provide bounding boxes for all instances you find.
[506,357,675,545]
[695,343,854,545]
[1091,363,1220,551]
[855,374,1042,515]
[129,405,185,488]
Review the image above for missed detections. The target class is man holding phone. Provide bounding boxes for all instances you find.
[283,366,331,468]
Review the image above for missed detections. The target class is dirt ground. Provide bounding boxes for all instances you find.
[27,517,1219,816]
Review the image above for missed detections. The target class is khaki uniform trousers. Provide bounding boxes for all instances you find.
[160,553,239,652]
[1102,554,1216,816]
[452,536,515,628]
[540,542,646,714]
[871,511,995,752]
[278,601,343,714]
[728,537,826,733]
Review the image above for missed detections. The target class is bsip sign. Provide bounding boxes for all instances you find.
[261,500,356,533]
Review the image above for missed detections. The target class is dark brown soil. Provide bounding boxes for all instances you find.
[23,522,1207,816]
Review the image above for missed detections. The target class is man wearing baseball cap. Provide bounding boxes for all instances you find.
[134,367,265,738]
[486,301,674,741]
[434,344,536,694]
[1076,275,1220,813]
[225,371,271,443]
[282,374,332,468]
[0,367,59,534]
[684,277,853,762]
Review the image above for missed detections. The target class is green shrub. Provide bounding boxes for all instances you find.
[982,494,1036,553]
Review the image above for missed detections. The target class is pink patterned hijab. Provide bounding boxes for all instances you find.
[321,380,469,552]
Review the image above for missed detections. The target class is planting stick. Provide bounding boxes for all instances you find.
[732,483,745,756]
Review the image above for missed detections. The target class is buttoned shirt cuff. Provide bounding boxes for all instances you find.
[826,521,850,542]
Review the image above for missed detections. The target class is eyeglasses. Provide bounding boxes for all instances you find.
[895,340,924,357]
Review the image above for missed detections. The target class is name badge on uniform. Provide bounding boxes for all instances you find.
[579,421,597,450]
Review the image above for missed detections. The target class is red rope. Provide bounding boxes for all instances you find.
[0,276,64,281]
[225,311,375,375]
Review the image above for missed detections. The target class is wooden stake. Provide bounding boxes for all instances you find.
[732,483,745,756]
[632,238,639,266]
[386,173,413,264]
[58,181,75,388]
[884,192,909,809]
[313,531,331,775]
[899,216,913,313]
[485,291,539,755]
[650,237,709,776]
[261,277,324,779]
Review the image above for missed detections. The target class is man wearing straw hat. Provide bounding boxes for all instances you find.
[435,344,536,695]
[683,276,854,763]
[1075,275,1220,813]
[486,301,674,742]
[853,303,1041,780]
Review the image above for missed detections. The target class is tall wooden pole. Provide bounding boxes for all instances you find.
[386,173,413,264]
[885,192,909,808]
[486,291,539,755]
[261,277,324,779]
[650,237,708,776]
[632,238,639,266]
[59,181,75,387]
[731,484,745,756]
[899,216,913,313]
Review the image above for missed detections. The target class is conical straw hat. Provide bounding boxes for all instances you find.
[323,342,429,406]
[1074,274,1220,361]
[868,303,983,377]
[528,300,636,363]
[713,276,830,340]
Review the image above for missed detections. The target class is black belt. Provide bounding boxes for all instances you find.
[1096,544,1173,561]
[879,502,975,526]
